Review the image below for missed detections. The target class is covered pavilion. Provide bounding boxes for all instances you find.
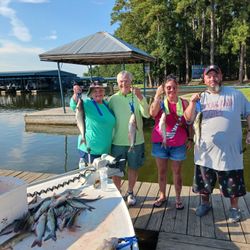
[39,31,155,112]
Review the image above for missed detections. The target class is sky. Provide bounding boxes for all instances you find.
[0,0,117,76]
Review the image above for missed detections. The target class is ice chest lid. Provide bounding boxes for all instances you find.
[0,176,27,196]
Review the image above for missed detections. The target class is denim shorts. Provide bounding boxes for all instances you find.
[193,165,246,198]
[151,143,186,161]
[111,143,145,171]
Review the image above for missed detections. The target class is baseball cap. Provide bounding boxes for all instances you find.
[203,65,221,75]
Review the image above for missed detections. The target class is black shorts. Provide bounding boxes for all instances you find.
[193,165,246,198]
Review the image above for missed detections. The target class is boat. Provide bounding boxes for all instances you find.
[0,167,138,250]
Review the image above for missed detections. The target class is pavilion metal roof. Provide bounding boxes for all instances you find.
[39,31,156,65]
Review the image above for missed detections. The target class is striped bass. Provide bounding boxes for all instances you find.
[193,112,202,145]
[159,112,167,148]
[76,98,86,145]
[128,113,137,152]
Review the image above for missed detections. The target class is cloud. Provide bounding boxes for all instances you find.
[0,0,31,41]
[0,40,86,76]
[0,39,43,54]
[43,30,58,40]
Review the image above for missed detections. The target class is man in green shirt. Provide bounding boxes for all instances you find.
[109,71,150,206]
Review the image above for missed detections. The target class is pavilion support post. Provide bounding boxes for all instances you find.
[57,62,66,113]
[143,62,146,97]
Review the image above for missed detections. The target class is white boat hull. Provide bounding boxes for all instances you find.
[0,169,138,250]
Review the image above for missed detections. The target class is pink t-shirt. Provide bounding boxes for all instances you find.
[151,99,188,147]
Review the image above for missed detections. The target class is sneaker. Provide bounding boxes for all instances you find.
[195,203,212,217]
[228,208,241,223]
[127,193,136,206]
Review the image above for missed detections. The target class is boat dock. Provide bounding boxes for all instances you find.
[0,169,249,249]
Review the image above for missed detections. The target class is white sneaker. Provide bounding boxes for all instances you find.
[127,193,136,206]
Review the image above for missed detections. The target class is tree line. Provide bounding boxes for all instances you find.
[86,0,249,85]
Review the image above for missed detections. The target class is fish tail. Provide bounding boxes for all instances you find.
[31,239,42,248]
[44,232,57,242]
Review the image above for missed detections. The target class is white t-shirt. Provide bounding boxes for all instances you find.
[194,86,250,171]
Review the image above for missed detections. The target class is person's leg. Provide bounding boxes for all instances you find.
[219,169,246,222]
[155,158,168,201]
[193,165,216,216]
[127,144,145,206]
[112,176,122,192]
[171,160,183,207]
[110,145,127,192]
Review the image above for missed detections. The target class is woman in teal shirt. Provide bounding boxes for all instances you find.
[70,82,116,164]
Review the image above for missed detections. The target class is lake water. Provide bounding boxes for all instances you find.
[1,92,250,190]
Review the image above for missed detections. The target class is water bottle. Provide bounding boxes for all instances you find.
[99,167,108,191]
[79,158,85,170]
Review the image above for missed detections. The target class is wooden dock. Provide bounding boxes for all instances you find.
[1,169,250,249]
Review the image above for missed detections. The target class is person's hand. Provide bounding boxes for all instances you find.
[186,139,193,149]
[73,85,82,102]
[132,87,143,101]
[190,93,200,103]
[155,85,164,100]
[246,131,250,144]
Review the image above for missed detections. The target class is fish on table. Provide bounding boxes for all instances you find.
[0,188,101,249]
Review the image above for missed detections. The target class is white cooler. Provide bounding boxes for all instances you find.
[0,176,28,232]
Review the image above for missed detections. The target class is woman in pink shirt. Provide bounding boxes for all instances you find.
[150,75,192,209]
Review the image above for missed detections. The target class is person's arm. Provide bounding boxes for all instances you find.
[133,87,150,118]
[184,93,200,123]
[70,84,82,111]
[150,85,164,118]
[246,114,250,144]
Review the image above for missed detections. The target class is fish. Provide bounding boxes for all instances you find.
[96,237,119,250]
[0,232,32,250]
[31,212,47,248]
[159,112,167,148]
[193,111,202,145]
[128,113,137,152]
[76,98,86,145]
[43,208,57,242]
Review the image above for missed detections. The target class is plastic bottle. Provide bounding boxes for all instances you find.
[99,167,108,191]
[79,158,85,170]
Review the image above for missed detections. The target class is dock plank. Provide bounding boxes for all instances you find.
[173,186,190,234]
[187,189,201,236]
[146,184,170,232]
[156,232,250,250]
[160,185,177,232]
[134,182,156,229]
[129,182,149,224]
[211,189,230,241]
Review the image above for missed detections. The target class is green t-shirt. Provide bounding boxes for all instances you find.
[108,91,150,146]
[70,98,116,155]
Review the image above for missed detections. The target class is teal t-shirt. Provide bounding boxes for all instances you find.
[70,98,116,155]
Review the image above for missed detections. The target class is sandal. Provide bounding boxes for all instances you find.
[176,201,184,210]
[153,198,166,208]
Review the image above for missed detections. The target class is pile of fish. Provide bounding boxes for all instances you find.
[0,188,101,249]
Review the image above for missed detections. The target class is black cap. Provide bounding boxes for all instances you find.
[204,65,221,75]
